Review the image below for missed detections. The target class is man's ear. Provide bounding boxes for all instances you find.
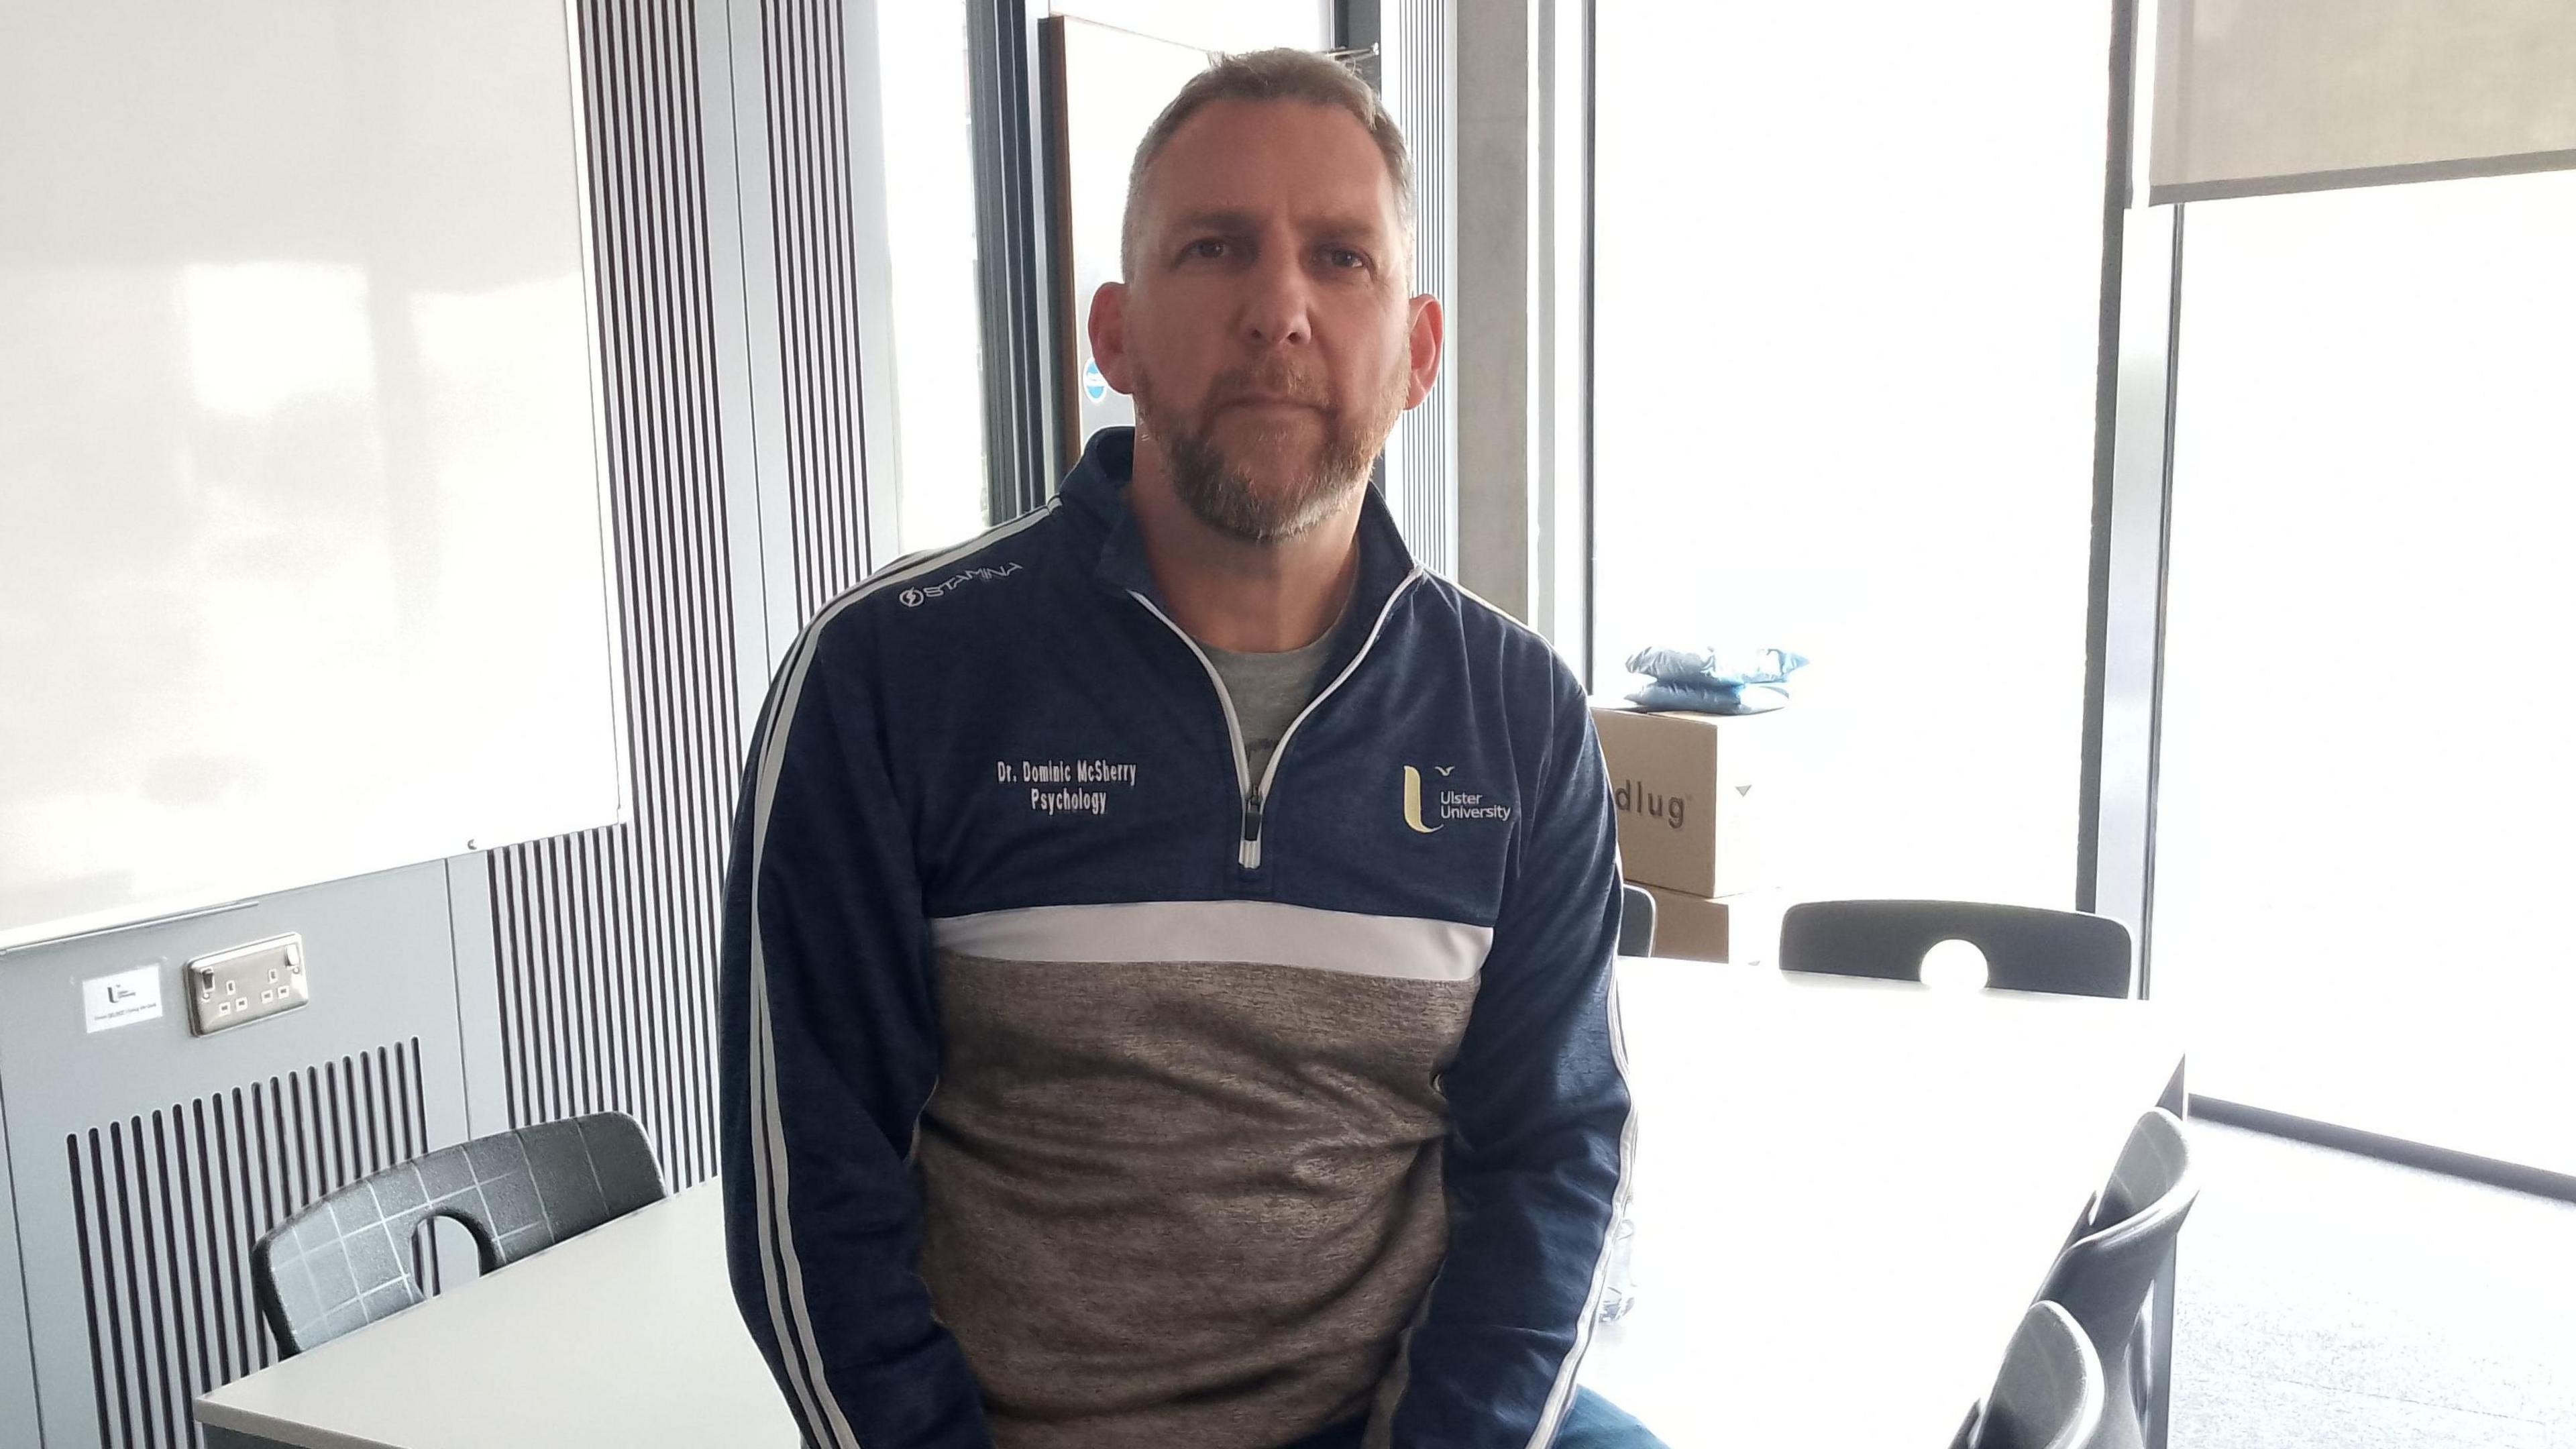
[1088,282,1134,394]
[1403,293,1444,409]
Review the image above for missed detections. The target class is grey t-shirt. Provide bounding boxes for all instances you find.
[1203,623,1342,792]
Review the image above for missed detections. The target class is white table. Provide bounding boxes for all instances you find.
[198,960,2180,1449]
[1580,959,2183,1447]
[196,1179,803,1449]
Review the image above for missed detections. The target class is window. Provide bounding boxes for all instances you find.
[2151,169,2576,1173]
[873,0,990,557]
[1044,1,1328,54]
[1590,6,2115,906]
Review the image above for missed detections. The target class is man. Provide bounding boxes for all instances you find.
[719,48,1658,1449]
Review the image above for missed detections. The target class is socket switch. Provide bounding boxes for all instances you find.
[187,934,309,1036]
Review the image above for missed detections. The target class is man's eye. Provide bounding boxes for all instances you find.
[1185,239,1230,260]
[1323,247,1368,270]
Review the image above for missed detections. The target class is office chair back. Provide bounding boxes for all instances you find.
[1778,900,2134,998]
[1617,883,1658,957]
[2038,1108,2197,1449]
[1973,1300,2105,1449]
[251,1111,665,1356]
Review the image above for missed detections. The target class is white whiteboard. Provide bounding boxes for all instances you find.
[0,1,626,951]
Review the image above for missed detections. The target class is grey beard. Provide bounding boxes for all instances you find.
[1135,354,1407,544]
[1158,418,1371,543]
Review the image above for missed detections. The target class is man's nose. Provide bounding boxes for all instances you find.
[1240,249,1313,347]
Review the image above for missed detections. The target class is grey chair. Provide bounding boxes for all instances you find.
[1778,900,2134,998]
[250,1111,665,1356]
[1617,883,1658,957]
[2039,1108,2198,1449]
[1972,1300,2105,1449]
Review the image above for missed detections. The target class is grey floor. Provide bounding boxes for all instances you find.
[2171,1119,2576,1448]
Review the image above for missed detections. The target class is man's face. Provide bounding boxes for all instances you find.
[1091,99,1442,543]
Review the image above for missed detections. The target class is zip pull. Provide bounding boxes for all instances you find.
[1238,793,1265,871]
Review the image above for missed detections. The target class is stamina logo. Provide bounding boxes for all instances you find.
[1403,765,1512,834]
[899,560,1022,608]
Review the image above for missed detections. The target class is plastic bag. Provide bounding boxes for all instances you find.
[1621,644,1809,715]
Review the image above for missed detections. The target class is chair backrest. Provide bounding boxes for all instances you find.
[1974,1300,2105,1449]
[1617,883,1658,957]
[2039,1108,2198,1440]
[1778,900,2134,998]
[252,1111,665,1356]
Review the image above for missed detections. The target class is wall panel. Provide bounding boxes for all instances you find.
[483,0,748,1195]
[1384,0,1460,576]
[63,1045,437,1449]
[3,1,880,1440]
[763,0,879,615]
[1,863,471,1449]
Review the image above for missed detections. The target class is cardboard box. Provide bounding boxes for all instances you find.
[1590,704,1775,898]
[1636,885,1781,966]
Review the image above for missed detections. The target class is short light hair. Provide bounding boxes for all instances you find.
[1120,47,1415,281]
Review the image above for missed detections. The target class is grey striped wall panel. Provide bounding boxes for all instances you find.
[38,3,880,1439]
[485,0,745,1194]
[761,0,878,616]
[1386,0,1460,576]
[66,1042,437,1449]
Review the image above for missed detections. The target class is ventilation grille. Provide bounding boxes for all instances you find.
[481,0,743,1194]
[66,1042,437,1449]
[1385,0,1459,576]
[761,0,877,615]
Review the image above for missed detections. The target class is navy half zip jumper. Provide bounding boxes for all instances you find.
[719,427,1633,1449]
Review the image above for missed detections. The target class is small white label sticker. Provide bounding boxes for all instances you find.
[83,965,164,1034]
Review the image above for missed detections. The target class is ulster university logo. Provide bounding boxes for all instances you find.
[1403,765,1512,833]
[1402,765,1445,833]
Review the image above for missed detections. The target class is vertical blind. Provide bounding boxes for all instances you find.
[2150,0,2576,203]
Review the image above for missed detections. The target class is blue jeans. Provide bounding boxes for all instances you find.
[1283,1390,1667,1449]
[1553,1389,1668,1448]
